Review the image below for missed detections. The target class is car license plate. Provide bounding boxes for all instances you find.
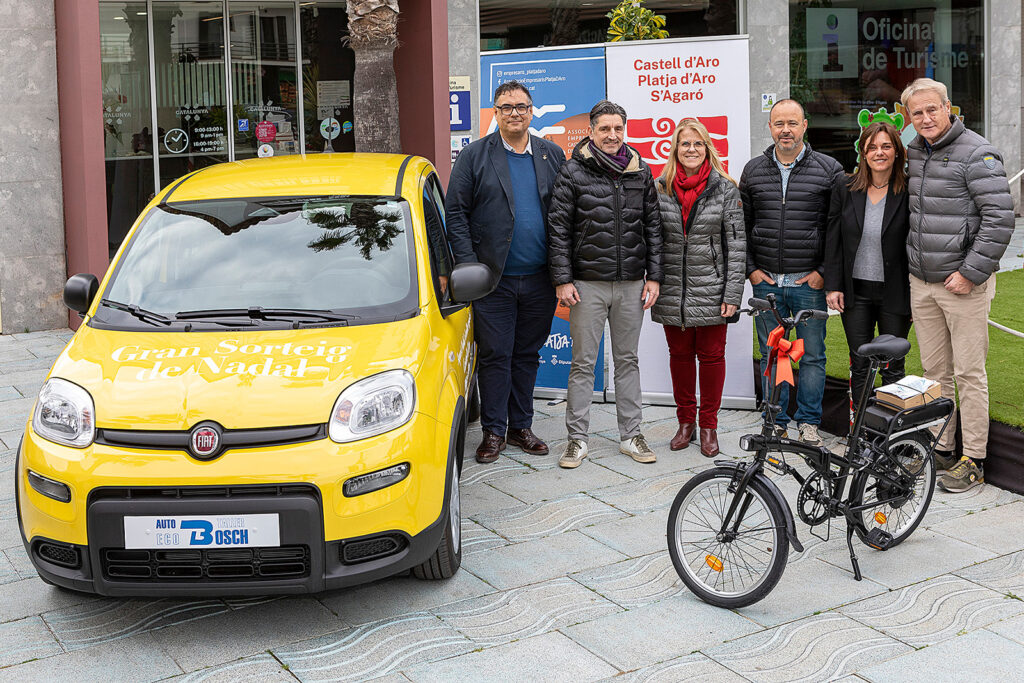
[123,514,280,549]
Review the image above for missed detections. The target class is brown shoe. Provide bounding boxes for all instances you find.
[507,427,549,455]
[475,430,506,463]
[670,422,696,451]
[699,428,719,458]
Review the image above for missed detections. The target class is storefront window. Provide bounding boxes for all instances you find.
[101,2,154,256]
[789,0,984,169]
[479,1,739,51]
[300,2,355,153]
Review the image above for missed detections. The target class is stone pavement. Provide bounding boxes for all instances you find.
[2,329,1024,681]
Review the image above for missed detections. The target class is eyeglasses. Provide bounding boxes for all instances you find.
[496,103,531,116]
[678,141,705,150]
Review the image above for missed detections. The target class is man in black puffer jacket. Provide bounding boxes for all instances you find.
[548,100,663,469]
[740,99,844,446]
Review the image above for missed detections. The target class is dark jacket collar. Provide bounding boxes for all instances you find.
[762,140,814,166]
[909,115,965,153]
[572,137,643,175]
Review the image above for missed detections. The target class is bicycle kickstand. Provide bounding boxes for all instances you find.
[846,524,862,581]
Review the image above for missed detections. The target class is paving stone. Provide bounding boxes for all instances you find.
[401,630,618,682]
[318,570,495,626]
[563,594,760,671]
[461,480,524,517]
[487,461,632,504]
[0,431,22,451]
[0,615,63,668]
[840,574,1024,647]
[460,454,534,487]
[465,530,626,590]
[579,508,667,558]
[168,653,296,682]
[152,597,346,673]
[587,468,695,514]
[856,629,1024,682]
[0,397,35,432]
[0,632,180,682]
[932,483,1023,512]
[0,551,19,586]
[0,576,100,624]
[930,502,1024,555]
[598,652,745,682]
[704,612,912,683]
[44,597,231,650]
[460,519,508,556]
[432,576,621,646]
[274,613,474,682]
[222,595,282,611]
[818,528,997,589]
[0,355,57,374]
[587,437,706,479]
[988,612,1024,645]
[571,553,685,609]
[0,386,22,401]
[0,348,33,363]
[955,550,1024,596]
[473,493,627,543]
[2,545,34,580]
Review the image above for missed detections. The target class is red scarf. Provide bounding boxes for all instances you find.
[672,159,711,230]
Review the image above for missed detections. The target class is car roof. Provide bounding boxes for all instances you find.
[162,153,434,204]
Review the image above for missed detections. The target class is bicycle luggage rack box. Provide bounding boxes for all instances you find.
[862,397,955,443]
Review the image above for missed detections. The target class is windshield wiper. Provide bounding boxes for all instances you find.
[100,299,173,327]
[176,307,354,327]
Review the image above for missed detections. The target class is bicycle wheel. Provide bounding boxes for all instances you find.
[667,467,790,608]
[853,433,935,548]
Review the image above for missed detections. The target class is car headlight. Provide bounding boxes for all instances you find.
[32,378,96,448]
[329,370,416,443]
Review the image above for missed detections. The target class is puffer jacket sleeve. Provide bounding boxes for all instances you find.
[962,146,1015,284]
[642,168,664,282]
[547,163,578,286]
[722,181,746,306]
[823,177,846,292]
[739,165,756,277]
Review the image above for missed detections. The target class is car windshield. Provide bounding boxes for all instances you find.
[95,195,417,330]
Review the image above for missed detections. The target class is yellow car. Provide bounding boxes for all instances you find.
[15,154,491,596]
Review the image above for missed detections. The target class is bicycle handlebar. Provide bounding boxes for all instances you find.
[739,295,828,330]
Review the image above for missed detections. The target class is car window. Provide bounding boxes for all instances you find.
[422,187,453,302]
[95,195,419,330]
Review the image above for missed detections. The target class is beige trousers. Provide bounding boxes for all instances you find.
[909,274,994,460]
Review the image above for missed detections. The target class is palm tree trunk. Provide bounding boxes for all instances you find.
[347,0,401,153]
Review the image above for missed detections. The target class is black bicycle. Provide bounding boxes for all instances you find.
[667,293,954,608]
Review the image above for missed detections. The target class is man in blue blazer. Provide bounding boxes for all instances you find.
[446,81,566,463]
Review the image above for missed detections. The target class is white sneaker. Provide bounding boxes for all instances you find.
[620,434,656,463]
[558,439,588,469]
[798,423,823,447]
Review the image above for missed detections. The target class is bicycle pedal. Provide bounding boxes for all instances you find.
[864,528,894,550]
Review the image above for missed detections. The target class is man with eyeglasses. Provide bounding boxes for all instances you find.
[901,78,1014,493]
[739,99,844,447]
[446,80,566,463]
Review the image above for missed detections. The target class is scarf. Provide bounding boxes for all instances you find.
[587,140,632,177]
[673,159,711,229]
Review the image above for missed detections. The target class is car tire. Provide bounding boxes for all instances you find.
[467,373,480,424]
[413,417,464,580]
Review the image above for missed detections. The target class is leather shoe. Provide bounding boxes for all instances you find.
[700,428,719,458]
[507,427,549,455]
[475,431,506,463]
[669,422,696,451]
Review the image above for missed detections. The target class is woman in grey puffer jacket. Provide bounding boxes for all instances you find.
[652,119,746,457]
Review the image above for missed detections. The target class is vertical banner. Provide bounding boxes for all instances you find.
[480,47,607,394]
[606,37,755,406]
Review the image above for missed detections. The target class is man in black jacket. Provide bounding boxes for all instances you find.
[740,99,844,445]
[446,81,566,464]
[548,100,663,469]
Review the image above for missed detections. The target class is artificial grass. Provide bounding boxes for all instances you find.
[752,269,1024,428]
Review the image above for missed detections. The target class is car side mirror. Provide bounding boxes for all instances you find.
[448,262,494,304]
[63,274,99,314]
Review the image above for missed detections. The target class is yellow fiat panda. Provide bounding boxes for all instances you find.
[15,154,490,596]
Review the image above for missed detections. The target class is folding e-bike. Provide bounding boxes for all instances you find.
[667,294,954,608]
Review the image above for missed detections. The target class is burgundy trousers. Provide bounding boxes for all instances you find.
[662,323,729,429]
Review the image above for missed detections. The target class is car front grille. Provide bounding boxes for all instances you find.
[101,546,310,581]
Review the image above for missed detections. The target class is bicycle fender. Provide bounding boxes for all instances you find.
[713,460,804,553]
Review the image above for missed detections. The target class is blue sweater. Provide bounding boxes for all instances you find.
[503,149,547,276]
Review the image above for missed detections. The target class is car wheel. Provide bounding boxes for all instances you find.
[467,373,480,424]
[412,420,463,580]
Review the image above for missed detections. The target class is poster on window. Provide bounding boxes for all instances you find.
[606,36,754,406]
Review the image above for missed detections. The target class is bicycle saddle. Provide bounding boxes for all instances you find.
[856,334,911,361]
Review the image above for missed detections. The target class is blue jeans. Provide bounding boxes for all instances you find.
[752,281,827,427]
[472,271,556,435]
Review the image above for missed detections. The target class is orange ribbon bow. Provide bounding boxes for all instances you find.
[764,325,804,386]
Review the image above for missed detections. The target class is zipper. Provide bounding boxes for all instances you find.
[710,236,720,277]
[681,231,688,326]
[918,149,931,282]
[572,220,592,260]
[614,179,622,280]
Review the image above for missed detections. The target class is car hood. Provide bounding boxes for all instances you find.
[47,316,431,430]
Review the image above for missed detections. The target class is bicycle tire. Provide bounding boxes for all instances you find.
[852,432,935,548]
[667,467,790,608]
